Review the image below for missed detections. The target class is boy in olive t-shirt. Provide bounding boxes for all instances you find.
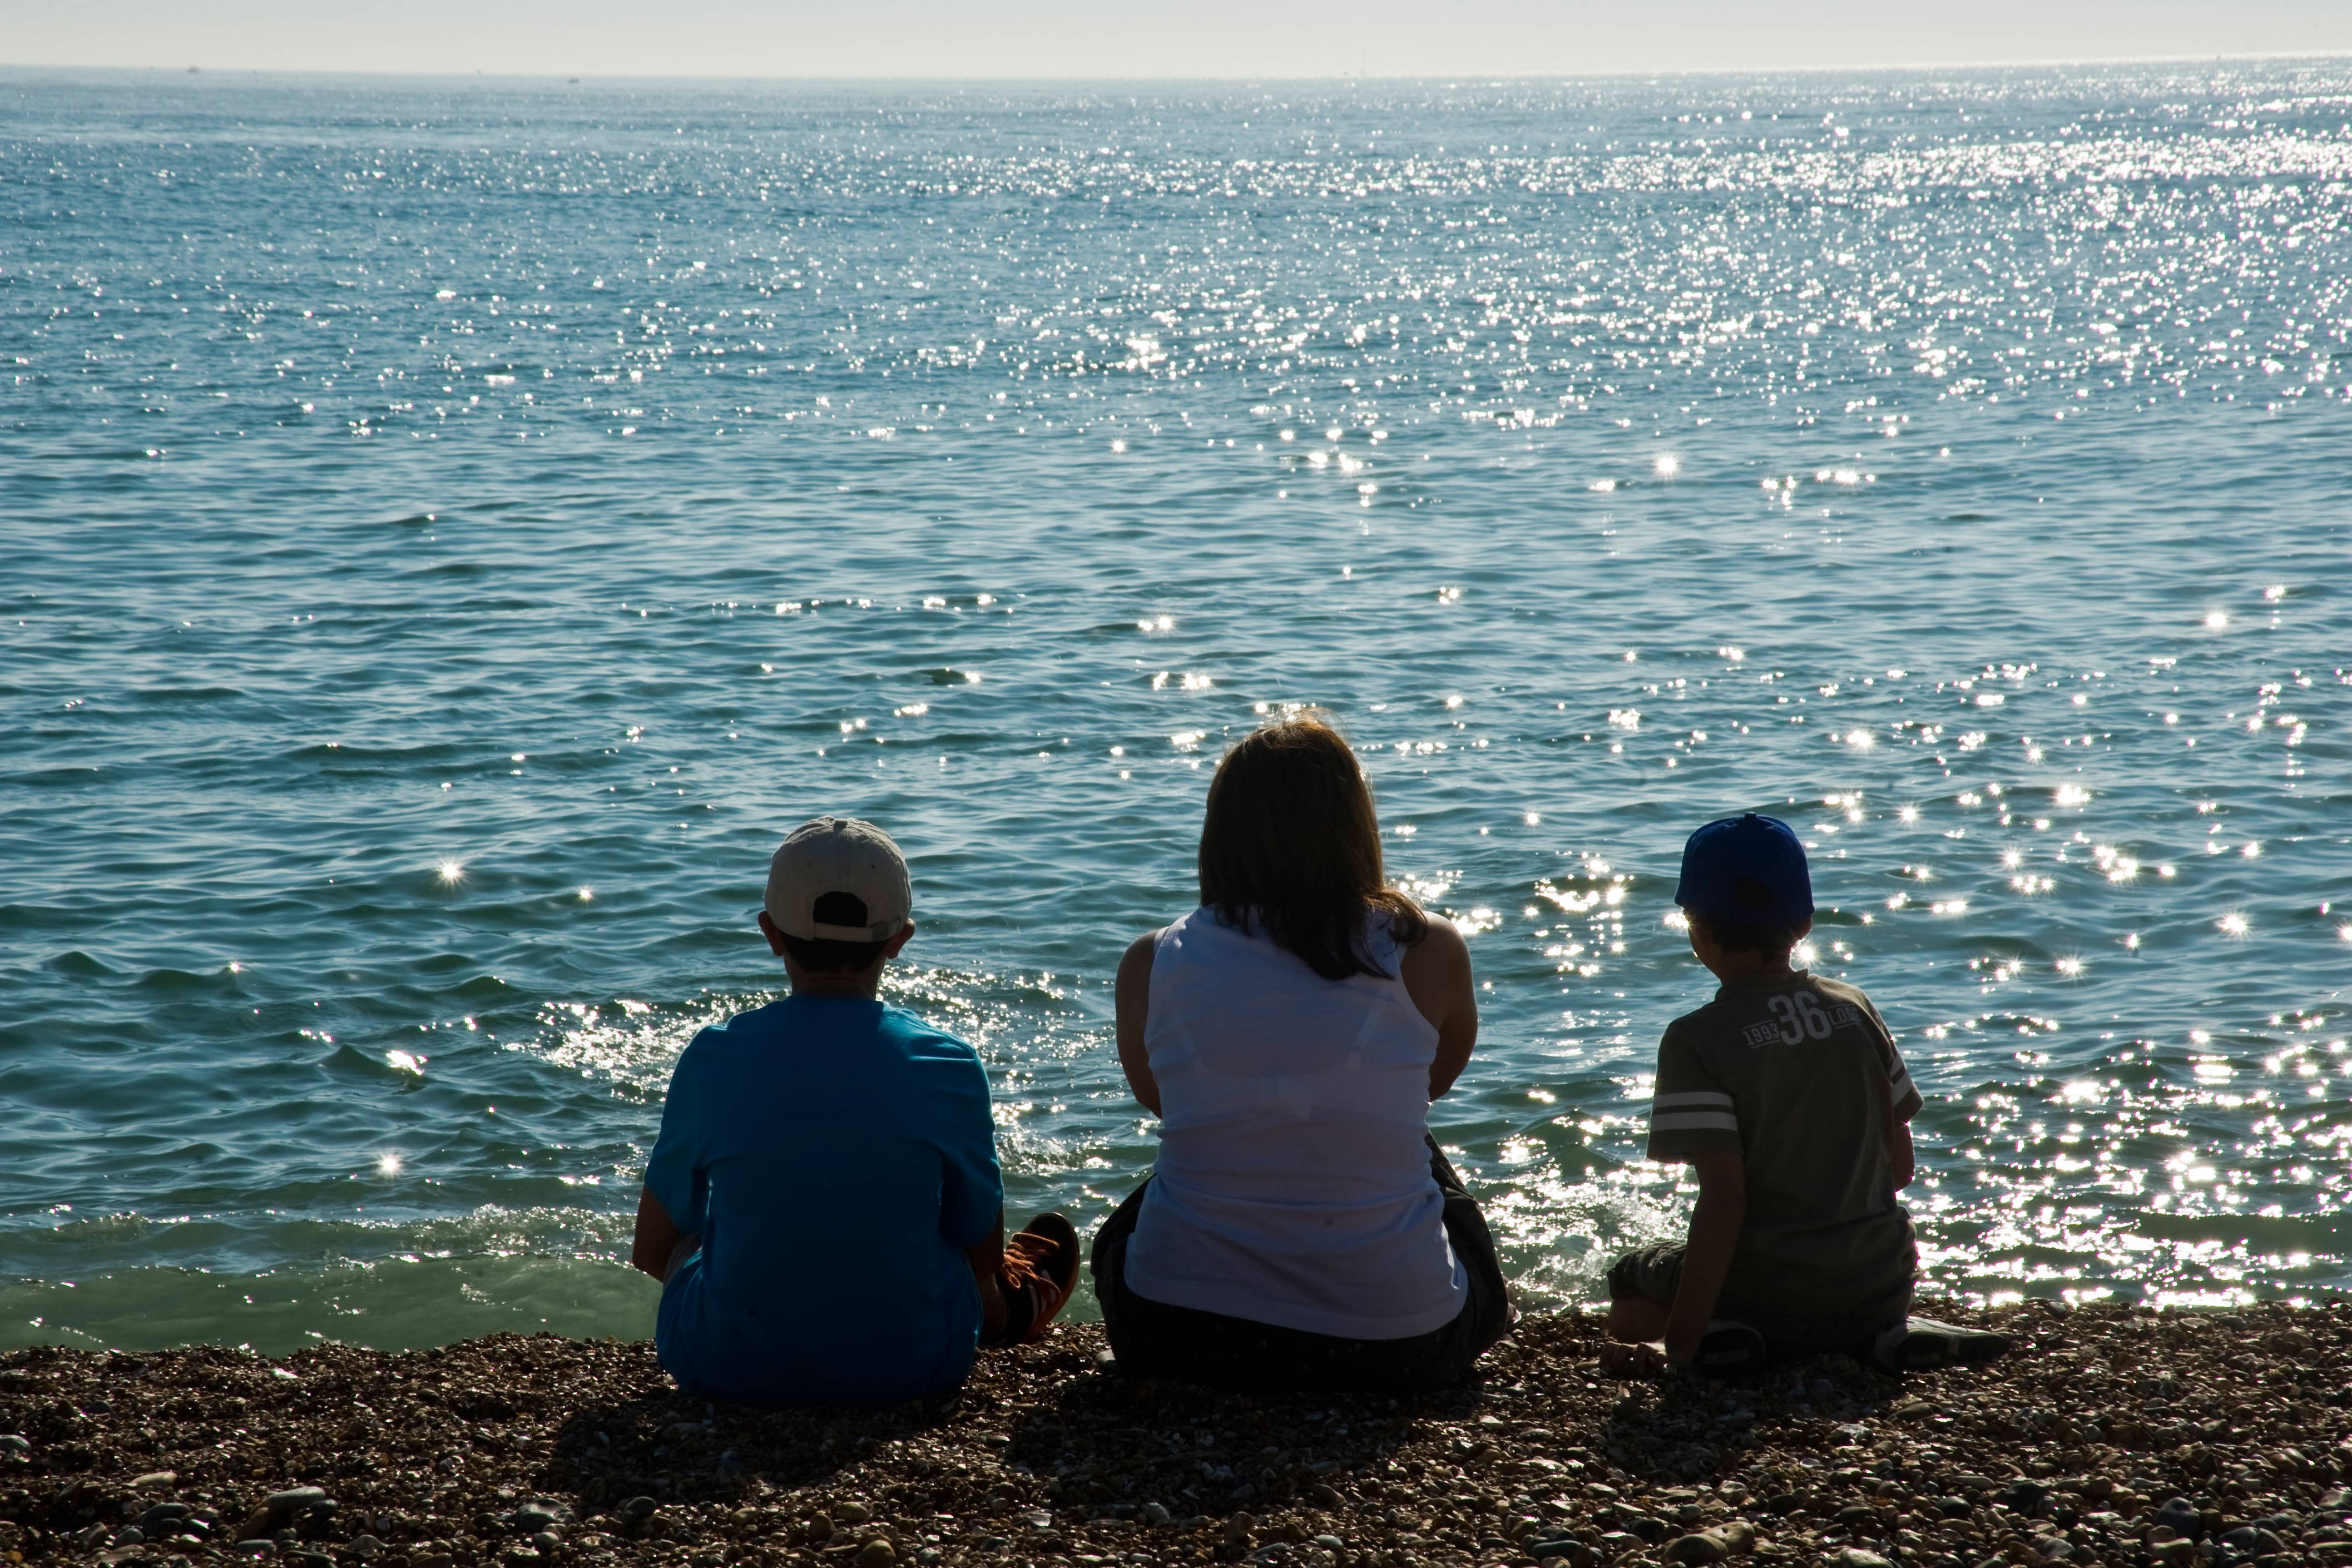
[1602,813,2009,1378]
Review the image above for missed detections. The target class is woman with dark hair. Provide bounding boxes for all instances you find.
[1090,714,1512,1392]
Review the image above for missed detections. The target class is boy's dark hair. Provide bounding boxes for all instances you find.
[1692,876,1801,956]
[778,891,893,973]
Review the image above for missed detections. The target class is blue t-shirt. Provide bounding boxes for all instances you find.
[643,996,1002,1406]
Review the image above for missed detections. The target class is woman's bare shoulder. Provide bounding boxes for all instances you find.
[1401,911,1469,962]
[1118,928,1163,979]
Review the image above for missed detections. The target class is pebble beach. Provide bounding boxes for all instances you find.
[5,1304,2349,1568]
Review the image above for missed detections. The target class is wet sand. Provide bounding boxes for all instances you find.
[4,1303,2349,1568]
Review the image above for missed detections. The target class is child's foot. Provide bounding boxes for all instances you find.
[987,1212,1080,1347]
[1598,1319,1765,1380]
[1690,1318,1768,1378]
[1870,1316,2012,1372]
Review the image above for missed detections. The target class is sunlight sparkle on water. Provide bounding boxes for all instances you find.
[14,66,2352,1341]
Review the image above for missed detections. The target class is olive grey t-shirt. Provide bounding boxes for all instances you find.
[1645,971,1923,1318]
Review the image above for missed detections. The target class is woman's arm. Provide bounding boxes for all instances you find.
[1399,915,1478,1099]
[1114,931,1162,1117]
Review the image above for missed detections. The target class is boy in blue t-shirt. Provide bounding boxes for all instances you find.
[631,816,1079,1406]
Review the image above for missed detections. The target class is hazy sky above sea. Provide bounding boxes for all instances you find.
[6,0,2351,78]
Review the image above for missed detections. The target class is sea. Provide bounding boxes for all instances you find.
[3,63,2348,1355]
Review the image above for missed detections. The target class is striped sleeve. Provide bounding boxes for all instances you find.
[1646,1024,1741,1160]
[1859,993,1923,1122]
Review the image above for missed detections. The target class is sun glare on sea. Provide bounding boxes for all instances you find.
[436,860,464,884]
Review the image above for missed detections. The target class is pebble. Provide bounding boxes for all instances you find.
[137,1503,191,1532]
[1665,1531,1726,1564]
[2156,1498,2205,1539]
[265,1487,330,1516]
[1834,1550,1893,1568]
[854,1542,896,1567]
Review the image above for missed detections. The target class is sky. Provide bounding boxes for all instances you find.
[4,0,2351,78]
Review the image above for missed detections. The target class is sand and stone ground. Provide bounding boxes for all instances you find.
[4,1303,2350,1568]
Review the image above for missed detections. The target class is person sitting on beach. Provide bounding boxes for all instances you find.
[1091,714,1513,1392]
[630,815,1081,1406]
[1602,812,2008,1378]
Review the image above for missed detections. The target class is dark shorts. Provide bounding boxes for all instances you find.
[1606,1239,1910,1361]
[1090,1138,1513,1395]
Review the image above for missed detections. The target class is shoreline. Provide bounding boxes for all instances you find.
[4,1303,2349,1568]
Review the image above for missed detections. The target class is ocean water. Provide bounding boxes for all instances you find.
[3,64,2349,1356]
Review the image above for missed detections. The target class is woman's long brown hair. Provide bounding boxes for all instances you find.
[1196,713,1428,980]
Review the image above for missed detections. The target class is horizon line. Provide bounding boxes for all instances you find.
[6,48,2350,87]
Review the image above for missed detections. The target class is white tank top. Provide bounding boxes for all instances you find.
[1123,906,1468,1340]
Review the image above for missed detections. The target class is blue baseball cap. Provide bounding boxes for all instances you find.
[1674,812,1814,929]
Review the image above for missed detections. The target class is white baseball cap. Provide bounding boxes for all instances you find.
[764,816,913,941]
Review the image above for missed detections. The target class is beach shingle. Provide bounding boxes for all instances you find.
[3,1302,2349,1568]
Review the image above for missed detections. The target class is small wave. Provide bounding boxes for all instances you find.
[131,965,246,997]
[127,685,244,703]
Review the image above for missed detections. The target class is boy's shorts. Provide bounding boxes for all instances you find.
[1606,1240,1909,1361]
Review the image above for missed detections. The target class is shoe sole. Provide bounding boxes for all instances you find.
[1888,1325,2011,1371]
[1692,1322,1767,1377]
[1011,1213,1081,1343]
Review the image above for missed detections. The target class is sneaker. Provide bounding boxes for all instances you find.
[990,1212,1081,1347]
[1871,1316,2012,1372]
[1689,1319,1768,1378]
